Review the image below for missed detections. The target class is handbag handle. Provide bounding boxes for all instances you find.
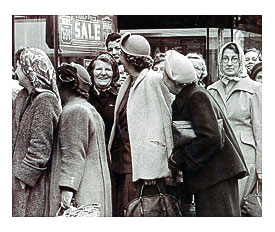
[139,184,168,216]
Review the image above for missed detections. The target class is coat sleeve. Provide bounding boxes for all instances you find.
[251,85,262,174]
[14,93,61,187]
[175,91,222,173]
[58,105,92,192]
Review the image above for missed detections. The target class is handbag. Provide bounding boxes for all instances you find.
[172,119,224,149]
[123,184,182,217]
[241,180,262,217]
[56,199,101,217]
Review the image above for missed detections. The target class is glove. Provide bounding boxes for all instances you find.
[143,179,157,185]
[61,190,74,209]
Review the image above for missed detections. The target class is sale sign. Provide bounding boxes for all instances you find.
[59,15,116,52]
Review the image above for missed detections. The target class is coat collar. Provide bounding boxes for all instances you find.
[131,68,149,90]
[174,84,196,111]
[208,76,255,105]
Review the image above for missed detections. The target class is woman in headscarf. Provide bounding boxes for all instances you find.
[164,50,248,216]
[108,33,174,216]
[87,52,119,146]
[49,62,112,217]
[207,42,262,206]
[12,47,62,216]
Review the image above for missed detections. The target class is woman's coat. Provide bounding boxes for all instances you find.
[108,68,174,182]
[12,89,61,216]
[49,97,112,217]
[207,42,262,201]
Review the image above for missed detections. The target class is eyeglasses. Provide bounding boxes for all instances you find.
[222,56,239,64]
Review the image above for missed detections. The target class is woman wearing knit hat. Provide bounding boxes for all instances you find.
[164,50,248,216]
[49,62,112,216]
[108,33,174,216]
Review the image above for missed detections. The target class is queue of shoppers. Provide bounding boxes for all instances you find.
[12,32,262,217]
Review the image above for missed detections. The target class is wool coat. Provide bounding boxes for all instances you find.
[171,84,248,194]
[88,86,118,145]
[208,76,262,200]
[12,88,61,217]
[108,68,174,182]
[49,97,112,217]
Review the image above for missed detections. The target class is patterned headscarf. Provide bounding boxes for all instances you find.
[218,42,248,84]
[19,47,60,100]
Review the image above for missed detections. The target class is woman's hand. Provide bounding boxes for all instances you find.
[144,179,157,185]
[61,190,73,209]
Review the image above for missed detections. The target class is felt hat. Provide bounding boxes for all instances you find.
[120,33,151,58]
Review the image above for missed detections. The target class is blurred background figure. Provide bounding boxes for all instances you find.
[250,62,262,83]
[187,53,208,88]
[12,47,62,216]
[12,66,23,103]
[208,42,262,209]
[49,62,112,217]
[117,64,129,88]
[106,32,122,64]
[106,32,129,89]
[152,53,165,73]
[87,52,119,146]
[245,48,260,76]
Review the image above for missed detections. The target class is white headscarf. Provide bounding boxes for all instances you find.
[218,42,249,85]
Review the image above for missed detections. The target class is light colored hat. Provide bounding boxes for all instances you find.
[120,33,151,58]
[164,50,197,84]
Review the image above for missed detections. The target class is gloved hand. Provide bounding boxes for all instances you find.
[61,190,74,209]
[144,179,157,185]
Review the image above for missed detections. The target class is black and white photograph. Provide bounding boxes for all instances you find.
[2,0,274,231]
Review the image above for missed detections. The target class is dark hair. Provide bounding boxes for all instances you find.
[57,63,90,99]
[250,62,262,81]
[222,43,239,57]
[87,52,119,85]
[105,33,121,48]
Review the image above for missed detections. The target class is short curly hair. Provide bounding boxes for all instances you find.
[121,50,153,72]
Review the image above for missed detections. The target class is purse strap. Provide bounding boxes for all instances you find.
[139,184,168,216]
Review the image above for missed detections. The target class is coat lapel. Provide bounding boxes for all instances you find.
[131,68,149,91]
[208,81,227,107]
[226,77,254,100]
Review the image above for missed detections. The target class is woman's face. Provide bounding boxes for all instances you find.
[255,71,262,83]
[93,60,113,89]
[189,59,204,79]
[222,48,240,77]
[245,51,259,72]
[15,61,31,88]
[152,61,164,73]
[163,71,183,95]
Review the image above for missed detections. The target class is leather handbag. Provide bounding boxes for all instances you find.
[124,184,182,217]
[241,180,262,217]
[172,119,224,149]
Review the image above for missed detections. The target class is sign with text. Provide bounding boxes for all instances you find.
[59,15,116,52]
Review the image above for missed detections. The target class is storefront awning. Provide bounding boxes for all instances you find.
[117,15,262,34]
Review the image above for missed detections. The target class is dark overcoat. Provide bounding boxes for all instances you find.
[172,84,248,194]
[12,89,61,216]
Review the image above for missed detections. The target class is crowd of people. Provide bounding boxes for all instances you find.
[12,32,262,217]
